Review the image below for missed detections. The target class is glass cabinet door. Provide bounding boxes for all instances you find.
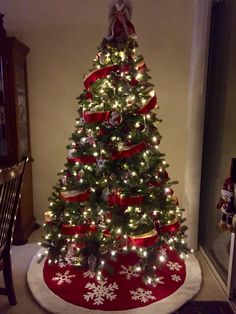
[15,59,29,158]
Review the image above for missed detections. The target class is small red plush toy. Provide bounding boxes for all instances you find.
[217,177,235,231]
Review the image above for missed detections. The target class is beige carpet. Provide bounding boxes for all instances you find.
[0,242,49,314]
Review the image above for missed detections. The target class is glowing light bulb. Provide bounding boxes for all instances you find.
[159,255,165,262]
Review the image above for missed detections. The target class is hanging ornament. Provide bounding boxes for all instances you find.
[59,175,67,186]
[109,111,122,126]
[67,148,77,159]
[99,54,106,65]
[97,158,106,169]
[86,135,96,145]
[102,188,110,201]
[79,116,85,125]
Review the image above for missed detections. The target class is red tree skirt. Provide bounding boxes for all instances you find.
[27,247,202,314]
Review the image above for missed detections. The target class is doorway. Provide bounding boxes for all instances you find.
[199,0,236,298]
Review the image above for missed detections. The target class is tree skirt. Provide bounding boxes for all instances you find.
[27,247,202,314]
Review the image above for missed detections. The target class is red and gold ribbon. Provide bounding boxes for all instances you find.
[61,190,90,202]
[112,142,147,160]
[128,229,158,247]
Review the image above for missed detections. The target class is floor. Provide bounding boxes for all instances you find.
[0,228,229,313]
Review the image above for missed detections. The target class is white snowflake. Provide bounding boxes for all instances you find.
[83,269,96,279]
[58,255,79,268]
[167,261,182,271]
[159,247,167,258]
[119,265,140,280]
[84,277,119,305]
[171,274,181,282]
[130,288,156,303]
[52,270,76,286]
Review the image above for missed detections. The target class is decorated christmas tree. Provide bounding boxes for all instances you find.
[42,0,190,286]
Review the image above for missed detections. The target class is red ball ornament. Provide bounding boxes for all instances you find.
[130,79,138,86]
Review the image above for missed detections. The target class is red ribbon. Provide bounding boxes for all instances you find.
[108,193,144,207]
[83,111,110,123]
[128,232,158,248]
[112,142,147,160]
[67,156,97,164]
[60,224,97,236]
[61,190,90,203]
[84,65,115,90]
[158,221,180,233]
[136,95,158,115]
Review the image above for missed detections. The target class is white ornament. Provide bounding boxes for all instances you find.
[80,117,85,125]
[52,270,76,286]
[130,288,156,303]
[119,264,140,280]
[109,111,122,126]
[171,274,181,282]
[67,148,77,158]
[97,158,106,169]
[167,261,182,271]
[84,277,119,305]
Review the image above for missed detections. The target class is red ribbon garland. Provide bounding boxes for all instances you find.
[84,65,115,90]
[67,156,97,164]
[61,190,90,203]
[60,224,97,236]
[108,193,144,207]
[83,111,110,123]
[136,95,158,114]
[112,142,147,160]
[158,221,180,233]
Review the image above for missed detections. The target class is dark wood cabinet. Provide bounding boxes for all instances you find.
[0,13,37,244]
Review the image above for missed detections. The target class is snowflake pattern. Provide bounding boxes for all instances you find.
[58,255,79,268]
[83,269,96,279]
[119,265,140,280]
[84,278,119,305]
[130,288,156,303]
[52,270,76,286]
[171,274,181,282]
[159,247,167,258]
[167,261,182,271]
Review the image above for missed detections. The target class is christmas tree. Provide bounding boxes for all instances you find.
[42,0,190,286]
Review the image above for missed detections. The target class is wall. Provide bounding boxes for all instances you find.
[0,0,194,223]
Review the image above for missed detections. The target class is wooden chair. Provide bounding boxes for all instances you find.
[0,157,28,305]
